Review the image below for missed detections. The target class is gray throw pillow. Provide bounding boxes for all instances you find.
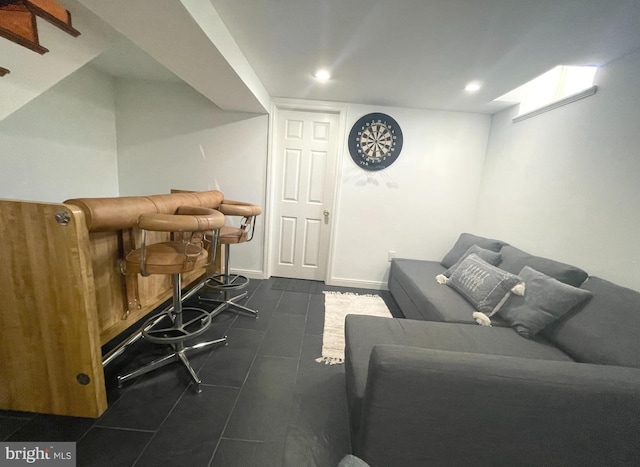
[498,266,592,339]
[440,233,507,269]
[443,244,502,278]
[447,254,522,315]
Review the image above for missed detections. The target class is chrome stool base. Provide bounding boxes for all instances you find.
[117,336,227,392]
[200,242,258,318]
[116,272,228,392]
[201,273,258,318]
[199,290,258,318]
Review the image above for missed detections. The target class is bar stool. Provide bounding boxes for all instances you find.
[117,206,225,392]
[200,200,261,317]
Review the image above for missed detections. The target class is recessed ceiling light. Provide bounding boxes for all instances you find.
[465,81,482,92]
[314,69,331,81]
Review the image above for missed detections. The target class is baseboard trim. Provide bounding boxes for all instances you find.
[247,271,388,290]
[326,277,388,290]
[228,268,266,280]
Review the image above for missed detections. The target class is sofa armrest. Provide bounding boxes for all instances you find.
[356,345,640,467]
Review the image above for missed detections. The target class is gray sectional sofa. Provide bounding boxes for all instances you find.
[345,233,640,466]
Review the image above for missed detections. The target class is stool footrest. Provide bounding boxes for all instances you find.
[205,273,249,291]
[142,307,211,344]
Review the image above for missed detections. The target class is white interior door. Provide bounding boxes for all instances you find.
[270,109,340,280]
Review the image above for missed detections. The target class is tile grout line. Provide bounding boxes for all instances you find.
[0,414,34,442]
[127,286,245,466]
[74,289,238,461]
[89,425,156,434]
[130,384,192,466]
[278,290,313,467]
[218,437,265,443]
[206,282,285,467]
[76,343,156,446]
[3,278,354,466]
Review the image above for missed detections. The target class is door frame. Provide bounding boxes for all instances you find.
[264,98,347,284]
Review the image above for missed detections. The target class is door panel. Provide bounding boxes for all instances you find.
[271,109,339,280]
[283,149,301,201]
[303,218,321,267]
[308,151,327,202]
[279,216,297,265]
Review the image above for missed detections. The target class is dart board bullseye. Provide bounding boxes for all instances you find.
[348,113,403,171]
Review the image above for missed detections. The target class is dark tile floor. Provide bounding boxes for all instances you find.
[0,277,401,466]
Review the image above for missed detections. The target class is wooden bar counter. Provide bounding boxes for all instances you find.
[0,190,224,418]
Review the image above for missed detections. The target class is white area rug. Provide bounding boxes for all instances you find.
[316,291,393,365]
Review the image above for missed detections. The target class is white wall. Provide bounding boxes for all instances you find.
[330,104,492,288]
[0,0,118,122]
[0,66,119,202]
[474,49,640,291]
[115,80,268,276]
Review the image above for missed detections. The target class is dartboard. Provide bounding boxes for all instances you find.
[348,113,403,171]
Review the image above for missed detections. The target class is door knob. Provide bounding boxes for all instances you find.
[323,210,330,217]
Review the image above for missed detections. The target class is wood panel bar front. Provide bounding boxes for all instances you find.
[0,197,221,418]
[0,200,106,418]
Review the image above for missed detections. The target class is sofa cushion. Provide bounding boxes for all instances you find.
[498,245,588,287]
[447,254,522,315]
[440,233,508,269]
[543,276,640,369]
[344,315,572,443]
[443,244,502,277]
[357,346,640,467]
[389,259,480,323]
[499,267,592,339]
[345,316,572,366]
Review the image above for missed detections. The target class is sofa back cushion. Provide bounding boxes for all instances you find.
[498,245,588,287]
[389,259,480,323]
[440,233,508,269]
[543,276,640,369]
[442,244,502,277]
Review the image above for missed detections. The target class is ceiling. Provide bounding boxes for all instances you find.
[209,0,640,114]
[90,0,640,115]
[91,39,181,83]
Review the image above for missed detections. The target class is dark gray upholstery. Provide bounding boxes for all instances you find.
[356,346,640,467]
[544,276,640,368]
[499,266,592,338]
[447,254,522,315]
[440,232,508,269]
[344,315,571,444]
[388,259,477,323]
[389,258,513,324]
[498,245,588,287]
[362,234,640,466]
[442,244,502,277]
